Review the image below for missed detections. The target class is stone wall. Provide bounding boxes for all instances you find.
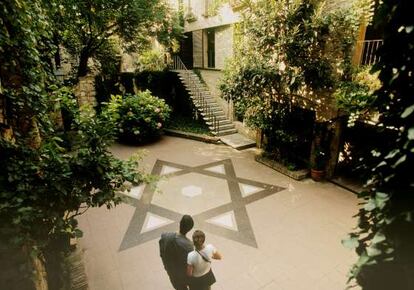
[215,25,233,70]
[198,69,231,116]
[234,121,258,141]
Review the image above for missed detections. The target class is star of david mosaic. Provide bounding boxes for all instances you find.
[119,159,285,251]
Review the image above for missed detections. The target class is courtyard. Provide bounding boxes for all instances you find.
[78,136,359,290]
[1,0,412,289]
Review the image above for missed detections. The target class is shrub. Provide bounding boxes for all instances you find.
[135,49,168,72]
[107,91,171,144]
[334,67,380,113]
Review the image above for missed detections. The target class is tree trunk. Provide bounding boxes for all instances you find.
[31,254,49,290]
[22,243,49,290]
[77,49,90,78]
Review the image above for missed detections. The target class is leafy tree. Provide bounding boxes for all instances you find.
[1,0,149,286]
[344,0,414,289]
[219,0,368,170]
[54,0,183,78]
[220,0,366,127]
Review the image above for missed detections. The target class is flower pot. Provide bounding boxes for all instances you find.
[311,169,325,181]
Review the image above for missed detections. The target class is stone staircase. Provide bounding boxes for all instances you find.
[175,70,237,136]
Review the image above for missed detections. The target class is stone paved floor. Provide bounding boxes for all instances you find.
[77,136,360,290]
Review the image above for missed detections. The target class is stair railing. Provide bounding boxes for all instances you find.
[173,55,220,135]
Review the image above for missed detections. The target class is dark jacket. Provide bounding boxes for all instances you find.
[160,232,194,280]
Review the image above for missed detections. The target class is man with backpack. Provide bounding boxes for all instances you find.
[160,215,194,290]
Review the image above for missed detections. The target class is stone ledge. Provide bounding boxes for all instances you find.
[164,129,220,144]
[255,154,309,181]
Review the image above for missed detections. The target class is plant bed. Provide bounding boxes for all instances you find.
[164,129,220,144]
[166,114,212,136]
[255,154,309,181]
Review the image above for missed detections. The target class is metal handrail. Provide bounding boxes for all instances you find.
[356,39,383,66]
[172,55,220,135]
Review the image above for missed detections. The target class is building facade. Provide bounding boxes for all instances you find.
[179,0,244,120]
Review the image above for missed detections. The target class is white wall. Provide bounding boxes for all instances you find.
[184,0,241,32]
[192,24,233,70]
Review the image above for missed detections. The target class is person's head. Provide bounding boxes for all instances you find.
[179,214,194,235]
[192,230,205,250]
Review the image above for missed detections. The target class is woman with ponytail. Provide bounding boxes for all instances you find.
[187,230,222,290]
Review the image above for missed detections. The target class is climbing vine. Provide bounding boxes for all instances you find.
[0,0,148,266]
[220,0,369,128]
[343,1,414,288]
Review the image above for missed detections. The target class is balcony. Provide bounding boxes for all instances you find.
[355,39,383,66]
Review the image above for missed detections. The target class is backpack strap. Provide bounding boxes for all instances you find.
[196,249,211,263]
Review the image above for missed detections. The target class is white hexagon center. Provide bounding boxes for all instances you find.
[181,185,202,198]
[152,172,231,216]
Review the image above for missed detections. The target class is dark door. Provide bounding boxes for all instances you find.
[179,32,193,69]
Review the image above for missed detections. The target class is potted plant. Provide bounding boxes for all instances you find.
[184,11,197,23]
[311,149,326,181]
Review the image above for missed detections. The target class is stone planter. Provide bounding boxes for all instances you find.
[255,154,309,181]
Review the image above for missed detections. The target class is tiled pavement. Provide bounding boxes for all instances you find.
[77,136,360,290]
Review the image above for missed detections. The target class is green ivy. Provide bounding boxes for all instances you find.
[343,0,414,288]
[220,0,366,125]
[0,0,149,257]
[220,0,368,165]
[334,67,381,125]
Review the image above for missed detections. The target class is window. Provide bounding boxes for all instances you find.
[207,29,215,68]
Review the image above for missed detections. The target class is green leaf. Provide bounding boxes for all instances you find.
[385,149,399,159]
[342,236,359,249]
[376,192,389,200]
[408,127,414,140]
[355,253,370,267]
[401,104,414,118]
[74,229,83,238]
[364,199,376,211]
[367,245,382,257]
[372,232,386,244]
[393,155,406,168]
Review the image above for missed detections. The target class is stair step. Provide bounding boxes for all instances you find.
[200,111,226,118]
[204,115,227,121]
[175,69,236,136]
[192,99,221,107]
[189,95,217,102]
[190,99,216,107]
[209,124,235,131]
[189,94,212,99]
[184,85,209,92]
[186,88,210,95]
[220,133,256,150]
[181,79,204,86]
[207,119,232,125]
[202,102,221,108]
[206,119,233,126]
[213,128,238,136]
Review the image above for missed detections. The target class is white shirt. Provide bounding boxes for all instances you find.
[187,244,216,277]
